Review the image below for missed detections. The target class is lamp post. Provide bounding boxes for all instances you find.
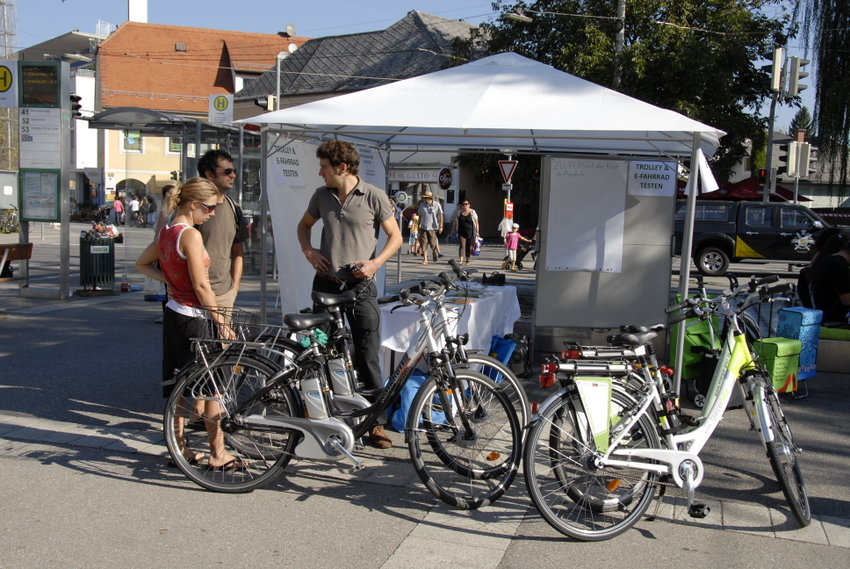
[275,51,288,111]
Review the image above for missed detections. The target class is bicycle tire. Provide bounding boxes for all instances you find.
[463,353,530,429]
[407,369,521,510]
[524,388,659,541]
[757,377,812,527]
[163,353,300,493]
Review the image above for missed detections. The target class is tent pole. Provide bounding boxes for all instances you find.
[672,132,701,394]
[259,128,269,322]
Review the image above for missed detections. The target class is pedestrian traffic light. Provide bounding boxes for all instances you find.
[757,168,767,184]
[170,170,182,181]
[787,56,810,98]
[69,94,82,118]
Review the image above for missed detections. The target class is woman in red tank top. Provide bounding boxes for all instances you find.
[136,177,244,470]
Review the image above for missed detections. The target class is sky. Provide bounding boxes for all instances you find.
[15,0,813,132]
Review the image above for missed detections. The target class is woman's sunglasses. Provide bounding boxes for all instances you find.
[197,202,217,213]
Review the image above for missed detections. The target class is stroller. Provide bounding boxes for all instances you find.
[501,240,535,271]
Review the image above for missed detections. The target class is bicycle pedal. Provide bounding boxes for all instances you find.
[350,463,366,473]
[687,503,710,518]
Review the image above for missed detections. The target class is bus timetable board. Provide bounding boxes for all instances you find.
[19,63,60,107]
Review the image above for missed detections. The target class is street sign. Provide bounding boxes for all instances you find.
[0,61,18,107]
[502,183,513,192]
[208,94,234,124]
[498,160,518,183]
[19,107,61,169]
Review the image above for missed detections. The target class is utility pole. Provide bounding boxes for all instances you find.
[613,0,625,89]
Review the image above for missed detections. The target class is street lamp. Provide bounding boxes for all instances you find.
[275,51,289,111]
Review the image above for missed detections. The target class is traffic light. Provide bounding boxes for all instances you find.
[170,170,182,181]
[757,168,767,184]
[254,95,277,111]
[70,94,82,118]
[787,56,810,97]
[768,47,784,92]
[777,141,799,177]
[797,142,813,177]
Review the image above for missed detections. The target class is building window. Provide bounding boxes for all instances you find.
[121,130,143,154]
[166,136,182,156]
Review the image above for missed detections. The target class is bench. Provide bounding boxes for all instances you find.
[0,243,33,283]
[817,326,850,374]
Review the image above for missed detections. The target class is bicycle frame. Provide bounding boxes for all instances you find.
[579,315,756,490]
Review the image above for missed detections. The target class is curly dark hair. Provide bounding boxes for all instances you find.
[197,149,233,179]
[316,140,359,176]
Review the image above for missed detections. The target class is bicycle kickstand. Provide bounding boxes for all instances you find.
[681,461,710,519]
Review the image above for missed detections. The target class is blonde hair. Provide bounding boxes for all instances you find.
[164,177,218,214]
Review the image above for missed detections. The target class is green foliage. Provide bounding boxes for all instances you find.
[788,106,814,136]
[477,0,790,182]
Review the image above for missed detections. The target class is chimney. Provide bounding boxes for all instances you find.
[128,0,148,23]
[793,129,806,143]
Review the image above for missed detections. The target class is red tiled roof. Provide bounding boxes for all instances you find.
[98,21,309,114]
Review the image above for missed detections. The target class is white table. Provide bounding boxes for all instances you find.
[379,284,522,377]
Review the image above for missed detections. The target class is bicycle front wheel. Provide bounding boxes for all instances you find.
[407,369,521,509]
[524,388,660,541]
[756,377,811,527]
[163,354,301,493]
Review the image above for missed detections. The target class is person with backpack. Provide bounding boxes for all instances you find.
[197,149,248,310]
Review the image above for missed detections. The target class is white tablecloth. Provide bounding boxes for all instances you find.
[379,284,521,376]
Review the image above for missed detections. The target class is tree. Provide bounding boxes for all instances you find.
[795,0,849,191]
[471,0,789,182]
[788,106,814,136]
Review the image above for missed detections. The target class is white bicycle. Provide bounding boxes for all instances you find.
[524,276,811,540]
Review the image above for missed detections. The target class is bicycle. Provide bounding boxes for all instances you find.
[164,274,523,509]
[523,275,811,541]
[1,206,19,234]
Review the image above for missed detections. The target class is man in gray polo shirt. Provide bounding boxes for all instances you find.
[297,140,403,448]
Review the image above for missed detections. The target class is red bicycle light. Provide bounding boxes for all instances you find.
[540,363,558,374]
[561,350,581,360]
[539,373,556,388]
[531,401,539,414]
[659,366,674,376]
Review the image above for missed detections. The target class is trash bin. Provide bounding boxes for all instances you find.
[776,307,822,381]
[753,337,802,394]
[79,235,115,290]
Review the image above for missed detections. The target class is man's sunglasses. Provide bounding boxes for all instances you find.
[217,167,236,176]
[197,202,217,213]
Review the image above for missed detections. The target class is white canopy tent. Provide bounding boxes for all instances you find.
[239,52,725,388]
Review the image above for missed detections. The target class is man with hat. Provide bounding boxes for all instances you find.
[417,190,444,265]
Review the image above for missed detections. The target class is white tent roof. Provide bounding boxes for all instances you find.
[241,52,724,157]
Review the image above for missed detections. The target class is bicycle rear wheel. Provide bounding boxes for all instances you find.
[407,369,521,509]
[464,353,530,429]
[163,354,300,493]
[524,389,659,541]
[756,377,811,527]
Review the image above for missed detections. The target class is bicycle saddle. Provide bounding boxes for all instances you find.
[312,290,357,308]
[283,312,335,331]
[607,331,657,348]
